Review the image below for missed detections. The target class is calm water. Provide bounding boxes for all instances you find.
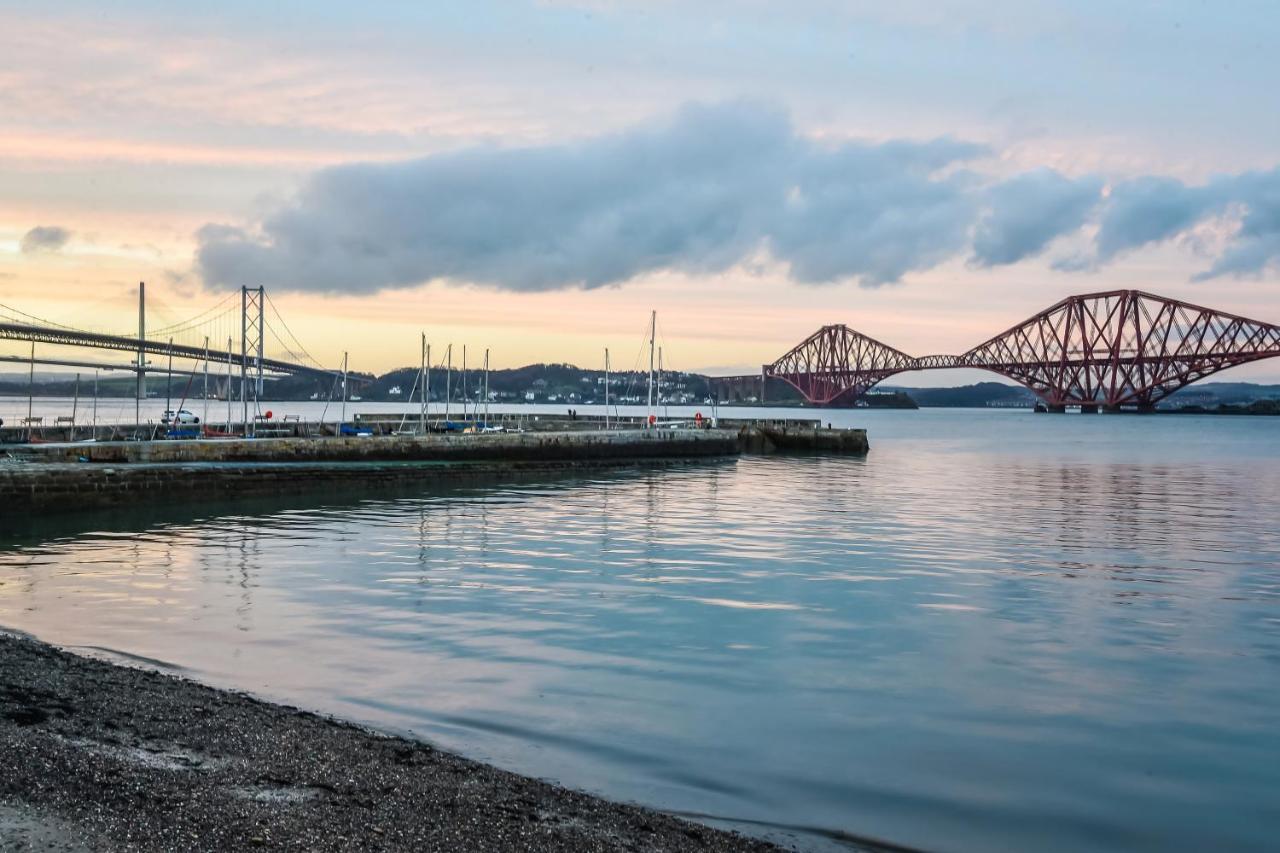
[2,409,1278,851]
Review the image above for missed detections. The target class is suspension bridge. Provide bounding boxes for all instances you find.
[712,290,1280,411]
[0,284,364,407]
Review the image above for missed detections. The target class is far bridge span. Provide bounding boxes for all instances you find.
[711,290,1280,411]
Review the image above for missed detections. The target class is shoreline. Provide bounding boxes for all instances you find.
[0,631,799,852]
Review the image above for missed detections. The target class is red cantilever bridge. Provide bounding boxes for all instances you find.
[714,290,1280,411]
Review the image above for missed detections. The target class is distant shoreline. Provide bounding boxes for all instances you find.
[2,389,1278,416]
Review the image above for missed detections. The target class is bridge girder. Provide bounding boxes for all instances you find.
[961,290,1280,407]
[762,290,1280,407]
[0,322,366,383]
[768,324,916,405]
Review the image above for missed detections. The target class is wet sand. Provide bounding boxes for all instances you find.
[0,632,788,852]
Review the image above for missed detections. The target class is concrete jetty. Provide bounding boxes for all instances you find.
[740,424,872,454]
[0,429,734,513]
[0,425,868,514]
[7,428,740,465]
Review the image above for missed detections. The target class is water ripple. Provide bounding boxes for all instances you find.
[1,410,1279,852]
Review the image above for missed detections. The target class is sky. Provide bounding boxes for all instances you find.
[2,0,1279,382]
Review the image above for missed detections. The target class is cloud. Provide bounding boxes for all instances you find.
[971,169,1102,267]
[196,102,1280,294]
[1048,252,1096,274]
[20,225,72,253]
[1191,169,1280,281]
[1052,168,1280,280]
[196,102,988,293]
[1093,177,1228,262]
[770,138,986,285]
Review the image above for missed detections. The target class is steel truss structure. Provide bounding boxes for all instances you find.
[762,290,1280,408]
[768,325,916,405]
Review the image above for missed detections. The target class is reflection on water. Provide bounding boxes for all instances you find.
[2,410,1279,852]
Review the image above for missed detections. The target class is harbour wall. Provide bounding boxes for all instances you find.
[7,428,740,465]
[0,429,740,513]
[0,414,828,444]
[0,427,868,513]
[0,456,732,514]
[740,425,872,454]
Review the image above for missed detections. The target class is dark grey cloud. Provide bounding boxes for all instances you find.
[20,225,71,253]
[1049,252,1096,274]
[1192,168,1280,281]
[1057,169,1280,280]
[971,170,1102,267]
[1093,177,1228,262]
[194,103,1280,293]
[196,103,987,293]
[770,138,985,285]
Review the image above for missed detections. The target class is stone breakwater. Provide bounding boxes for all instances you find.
[0,430,739,514]
[10,428,741,465]
[0,457,746,514]
[742,425,871,454]
[0,427,868,514]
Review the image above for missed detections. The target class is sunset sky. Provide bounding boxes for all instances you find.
[2,1,1279,382]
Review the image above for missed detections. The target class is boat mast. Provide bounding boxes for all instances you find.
[166,338,173,430]
[136,281,145,427]
[462,345,468,423]
[445,344,452,423]
[92,370,98,434]
[226,337,232,431]
[483,348,490,427]
[71,373,80,441]
[646,310,655,428]
[604,348,610,431]
[658,346,663,418]
[202,336,209,428]
[420,333,428,434]
[340,351,349,430]
[26,342,33,432]
[240,288,248,436]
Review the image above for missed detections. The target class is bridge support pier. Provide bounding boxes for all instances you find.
[1080,404,1099,414]
[1102,404,1122,414]
[1047,404,1066,414]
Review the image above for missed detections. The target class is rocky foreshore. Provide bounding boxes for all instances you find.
[0,632,786,852]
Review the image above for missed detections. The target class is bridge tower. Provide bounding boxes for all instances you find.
[240,286,264,425]
[135,281,146,401]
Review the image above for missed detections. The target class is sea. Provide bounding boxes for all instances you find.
[1,401,1277,851]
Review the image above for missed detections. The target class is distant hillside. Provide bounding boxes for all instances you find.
[3,362,1279,411]
[363,362,717,407]
[1166,382,1280,405]
[887,382,1035,408]
[889,380,1280,409]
